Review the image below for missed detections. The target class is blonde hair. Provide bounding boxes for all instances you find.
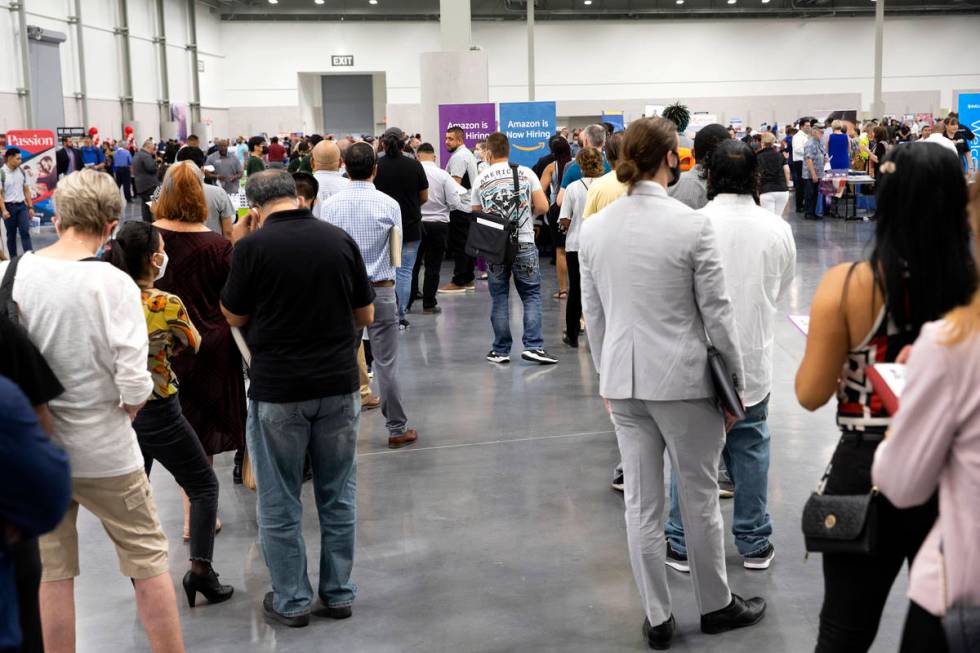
[831,120,843,131]
[53,169,123,235]
[944,174,980,345]
[760,132,776,148]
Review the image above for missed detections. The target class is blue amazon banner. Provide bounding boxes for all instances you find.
[499,101,557,167]
[957,93,980,173]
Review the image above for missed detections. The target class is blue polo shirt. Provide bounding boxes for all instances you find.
[113,147,132,169]
[80,146,105,167]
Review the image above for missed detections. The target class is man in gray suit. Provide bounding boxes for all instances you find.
[133,139,160,223]
[579,117,765,649]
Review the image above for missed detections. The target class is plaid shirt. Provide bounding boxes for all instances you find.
[320,181,402,282]
[802,137,826,180]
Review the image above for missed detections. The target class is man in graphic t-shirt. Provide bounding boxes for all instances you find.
[471,133,558,366]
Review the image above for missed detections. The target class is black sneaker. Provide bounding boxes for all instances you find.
[313,600,352,620]
[718,479,735,499]
[643,614,676,650]
[743,543,775,570]
[700,594,766,634]
[262,592,310,628]
[399,319,410,330]
[486,351,510,364]
[611,469,624,492]
[521,349,558,364]
[665,542,690,573]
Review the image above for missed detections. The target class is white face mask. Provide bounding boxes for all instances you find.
[154,251,169,281]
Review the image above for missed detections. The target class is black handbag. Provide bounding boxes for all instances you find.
[801,441,879,555]
[707,346,746,421]
[945,604,980,653]
[465,164,524,266]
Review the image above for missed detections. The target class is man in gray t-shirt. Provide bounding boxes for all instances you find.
[441,126,481,292]
[203,184,235,238]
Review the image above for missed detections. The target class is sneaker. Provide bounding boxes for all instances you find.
[665,543,690,573]
[478,272,489,280]
[438,283,467,294]
[313,600,352,620]
[399,319,410,330]
[464,282,476,291]
[743,543,775,570]
[367,369,374,380]
[718,479,735,499]
[521,349,558,365]
[486,351,510,364]
[263,592,310,628]
[611,469,624,492]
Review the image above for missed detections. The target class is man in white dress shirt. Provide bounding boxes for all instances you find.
[413,143,464,314]
[311,140,349,220]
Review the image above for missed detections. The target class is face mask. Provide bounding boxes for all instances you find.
[667,150,681,187]
[154,251,169,281]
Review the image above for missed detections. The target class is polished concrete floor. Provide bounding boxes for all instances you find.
[37,207,907,652]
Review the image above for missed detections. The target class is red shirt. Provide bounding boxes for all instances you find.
[267,143,286,162]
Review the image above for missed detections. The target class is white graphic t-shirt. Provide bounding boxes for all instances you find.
[471,162,542,244]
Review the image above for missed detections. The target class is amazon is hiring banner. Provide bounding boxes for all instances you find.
[5,129,57,222]
[500,101,557,168]
[438,103,496,167]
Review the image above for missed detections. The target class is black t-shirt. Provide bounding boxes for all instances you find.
[758,148,788,194]
[221,208,375,403]
[873,142,887,180]
[374,153,429,242]
[0,313,63,406]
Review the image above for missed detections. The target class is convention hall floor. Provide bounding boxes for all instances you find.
[39,209,906,652]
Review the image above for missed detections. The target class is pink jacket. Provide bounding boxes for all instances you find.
[873,320,980,616]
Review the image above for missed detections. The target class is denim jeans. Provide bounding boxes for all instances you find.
[133,395,219,563]
[3,202,33,256]
[246,392,360,617]
[487,242,544,353]
[666,396,772,557]
[395,239,421,319]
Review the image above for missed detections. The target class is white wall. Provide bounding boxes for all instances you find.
[220,15,980,135]
[0,0,224,138]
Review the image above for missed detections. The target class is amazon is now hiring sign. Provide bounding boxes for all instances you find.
[499,101,557,166]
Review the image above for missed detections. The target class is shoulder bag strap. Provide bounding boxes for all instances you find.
[1,255,22,323]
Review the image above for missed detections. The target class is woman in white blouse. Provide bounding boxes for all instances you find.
[558,147,605,348]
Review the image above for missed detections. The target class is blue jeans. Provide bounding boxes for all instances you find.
[395,239,421,319]
[3,202,33,256]
[487,243,544,353]
[665,396,772,557]
[246,392,360,617]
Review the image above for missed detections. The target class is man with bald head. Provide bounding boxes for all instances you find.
[311,140,349,220]
[205,138,244,195]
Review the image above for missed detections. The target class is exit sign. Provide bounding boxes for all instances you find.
[331,55,354,67]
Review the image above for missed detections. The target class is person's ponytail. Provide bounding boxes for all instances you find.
[383,134,402,158]
[101,221,160,283]
[616,160,640,185]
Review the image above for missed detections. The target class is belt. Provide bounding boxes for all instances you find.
[372,280,394,287]
[4,201,25,206]
[840,431,886,444]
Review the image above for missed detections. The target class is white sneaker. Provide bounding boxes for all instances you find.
[521,349,558,365]
[486,351,510,364]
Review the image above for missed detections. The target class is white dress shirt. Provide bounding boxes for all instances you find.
[420,161,464,223]
[701,194,796,406]
[558,176,595,252]
[313,170,350,220]
[792,130,809,164]
[0,254,153,478]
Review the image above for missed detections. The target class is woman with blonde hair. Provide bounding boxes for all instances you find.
[757,131,792,216]
[153,161,246,524]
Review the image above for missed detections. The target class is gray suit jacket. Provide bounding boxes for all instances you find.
[578,181,744,401]
[133,150,159,195]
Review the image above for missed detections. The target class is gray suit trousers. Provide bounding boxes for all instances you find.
[366,286,408,435]
[609,397,732,625]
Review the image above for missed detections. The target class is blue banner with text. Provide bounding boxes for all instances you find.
[958,93,980,174]
[499,101,557,168]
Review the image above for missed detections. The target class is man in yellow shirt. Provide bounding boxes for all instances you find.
[583,133,626,220]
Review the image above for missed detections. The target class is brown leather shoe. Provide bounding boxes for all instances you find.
[388,429,418,449]
[361,395,381,410]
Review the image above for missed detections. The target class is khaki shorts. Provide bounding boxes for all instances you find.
[40,469,170,582]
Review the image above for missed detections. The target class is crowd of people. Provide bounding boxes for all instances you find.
[0,104,978,653]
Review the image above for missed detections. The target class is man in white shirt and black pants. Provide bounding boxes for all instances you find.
[1,149,35,257]
[413,143,464,313]
[791,119,811,213]
[664,139,796,573]
[440,126,480,294]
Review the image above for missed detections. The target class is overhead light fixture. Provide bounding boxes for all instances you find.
[676,0,684,4]
[727,0,737,4]
[315,0,324,4]
[369,0,377,4]
[268,0,277,4]
[584,0,592,4]
[762,0,770,3]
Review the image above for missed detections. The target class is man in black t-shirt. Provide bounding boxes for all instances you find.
[220,169,374,628]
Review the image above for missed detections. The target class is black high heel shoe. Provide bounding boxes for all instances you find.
[182,568,234,608]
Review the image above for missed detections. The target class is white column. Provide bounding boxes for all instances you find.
[527,0,535,101]
[440,0,471,52]
[870,0,885,117]
[420,51,489,166]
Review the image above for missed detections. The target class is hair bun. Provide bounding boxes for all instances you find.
[616,160,639,184]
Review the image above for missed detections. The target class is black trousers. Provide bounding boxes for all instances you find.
[792,161,806,211]
[114,168,133,201]
[449,210,474,286]
[804,179,820,217]
[565,251,582,344]
[10,538,43,653]
[138,188,155,222]
[419,221,448,308]
[815,436,938,653]
[899,601,948,653]
[133,395,219,564]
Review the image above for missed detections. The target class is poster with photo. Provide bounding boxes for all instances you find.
[5,130,58,223]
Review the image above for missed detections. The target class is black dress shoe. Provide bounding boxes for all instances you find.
[232,463,243,485]
[562,332,578,348]
[262,592,310,628]
[312,600,352,620]
[182,568,234,608]
[700,594,766,634]
[643,615,675,650]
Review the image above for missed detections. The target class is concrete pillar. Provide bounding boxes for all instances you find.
[439,0,471,52]
[870,0,885,117]
[419,51,489,166]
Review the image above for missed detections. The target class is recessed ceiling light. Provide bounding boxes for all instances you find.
[676,0,684,4]
[315,0,324,4]
[368,0,377,4]
[268,0,277,4]
[727,0,737,4]
[584,0,592,4]
[762,0,770,3]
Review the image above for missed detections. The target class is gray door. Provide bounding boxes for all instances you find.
[321,75,373,137]
[28,27,67,133]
